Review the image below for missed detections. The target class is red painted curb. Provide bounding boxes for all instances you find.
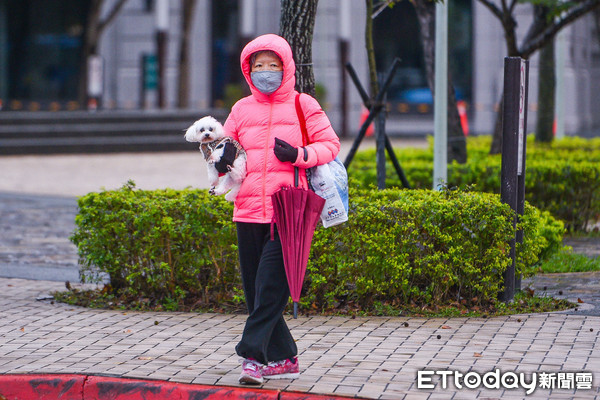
[0,374,85,399]
[83,375,278,399]
[0,374,358,400]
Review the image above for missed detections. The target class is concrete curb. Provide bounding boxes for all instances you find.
[0,374,358,400]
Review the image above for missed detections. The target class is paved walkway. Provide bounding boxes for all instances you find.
[1,277,599,399]
[1,141,599,399]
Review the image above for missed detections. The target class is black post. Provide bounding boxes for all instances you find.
[343,104,383,168]
[345,62,371,107]
[515,60,530,291]
[384,135,411,189]
[376,73,387,190]
[343,59,409,188]
[156,30,167,109]
[343,59,401,169]
[140,55,146,109]
[499,57,523,303]
[339,40,349,137]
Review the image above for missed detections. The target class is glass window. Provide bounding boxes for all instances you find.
[211,0,245,109]
[373,0,472,114]
[3,0,88,104]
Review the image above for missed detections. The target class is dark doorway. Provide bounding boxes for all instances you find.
[1,0,89,105]
[211,0,245,109]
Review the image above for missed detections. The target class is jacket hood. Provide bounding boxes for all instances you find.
[240,34,296,102]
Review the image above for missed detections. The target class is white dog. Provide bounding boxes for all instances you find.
[184,116,246,202]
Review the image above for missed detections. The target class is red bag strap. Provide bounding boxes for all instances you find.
[295,93,310,146]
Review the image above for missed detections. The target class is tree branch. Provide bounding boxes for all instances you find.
[521,4,550,55]
[521,0,600,57]
[97,0,130,35]
[477,0,504,20]
[372,0,396,19]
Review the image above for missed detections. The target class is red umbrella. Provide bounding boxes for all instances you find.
[271,169,325,318]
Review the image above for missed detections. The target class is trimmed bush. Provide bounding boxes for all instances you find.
[71,182,563,312]
[349,136,600,231]
[71,181,239,310]
[306,186,563,311]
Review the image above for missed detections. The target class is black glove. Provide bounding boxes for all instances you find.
[274,138,298,163]
[214,142,237,173]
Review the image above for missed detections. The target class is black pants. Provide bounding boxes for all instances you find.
[235,222,297,365]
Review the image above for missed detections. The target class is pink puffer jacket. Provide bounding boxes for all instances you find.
[224,34,340,224]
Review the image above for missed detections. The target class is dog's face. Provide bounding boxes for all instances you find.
[185,116,225,143]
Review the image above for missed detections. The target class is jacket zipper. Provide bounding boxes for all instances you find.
[262,102,274,221]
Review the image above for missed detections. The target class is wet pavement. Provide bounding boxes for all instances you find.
[525,271,600,317]
[0,193,79,282]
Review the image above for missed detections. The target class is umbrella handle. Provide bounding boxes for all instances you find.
[294,167,299,188]
[293,302,298,319]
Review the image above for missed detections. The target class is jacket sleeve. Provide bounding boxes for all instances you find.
[223,104,239,142]
[292,95,340,169]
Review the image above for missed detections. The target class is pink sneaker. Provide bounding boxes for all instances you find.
[262,357,300,380]
[239,358,264,385]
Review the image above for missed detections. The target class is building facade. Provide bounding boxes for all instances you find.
[1,0,599,137]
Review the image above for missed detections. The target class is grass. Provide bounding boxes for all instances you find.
[52,285,574,318]
[537,248,600,274]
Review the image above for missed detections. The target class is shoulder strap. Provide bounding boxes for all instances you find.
[295,93,310,146]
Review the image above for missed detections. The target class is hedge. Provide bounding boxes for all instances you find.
[71,182,563,312]
[349,136,600,231]
[71,181,239,308]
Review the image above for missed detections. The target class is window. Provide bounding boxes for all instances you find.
[3,0,89,104]
[373,0,472,114]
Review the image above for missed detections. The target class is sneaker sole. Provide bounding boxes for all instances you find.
[263,372,300,380]
[239,374,264,385]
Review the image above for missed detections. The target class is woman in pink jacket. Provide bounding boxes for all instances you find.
[216,34,340,384]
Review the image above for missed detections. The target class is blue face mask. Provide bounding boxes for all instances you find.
[251,71,283,95]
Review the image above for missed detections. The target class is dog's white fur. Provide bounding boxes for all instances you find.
[185,116,246,202]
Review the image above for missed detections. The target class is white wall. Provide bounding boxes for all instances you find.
[98,0,600,137]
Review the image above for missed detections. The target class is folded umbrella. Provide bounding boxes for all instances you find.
[271,168,325,318]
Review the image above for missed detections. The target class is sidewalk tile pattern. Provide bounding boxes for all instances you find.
[1,278,599,399]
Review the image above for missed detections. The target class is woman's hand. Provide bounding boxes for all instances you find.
[273,138,298,163]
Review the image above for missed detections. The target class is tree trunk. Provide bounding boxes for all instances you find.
[489,16,524,154]
[78,0,129,106]
[280,0,319,96]
[480,0,600,153]
[177,0,197,108]
[78,0,102,105]
[413,0,467,163]
[535,38,556,143]
[365,0,379,98]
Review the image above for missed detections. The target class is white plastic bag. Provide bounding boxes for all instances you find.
[307,156,349,228]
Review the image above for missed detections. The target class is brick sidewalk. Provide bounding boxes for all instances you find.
[1,278,598,399]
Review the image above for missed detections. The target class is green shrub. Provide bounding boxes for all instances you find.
[306,186,563,311]
[70,181,239,309]
[71,182,563,312]
[349,136,600,231]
